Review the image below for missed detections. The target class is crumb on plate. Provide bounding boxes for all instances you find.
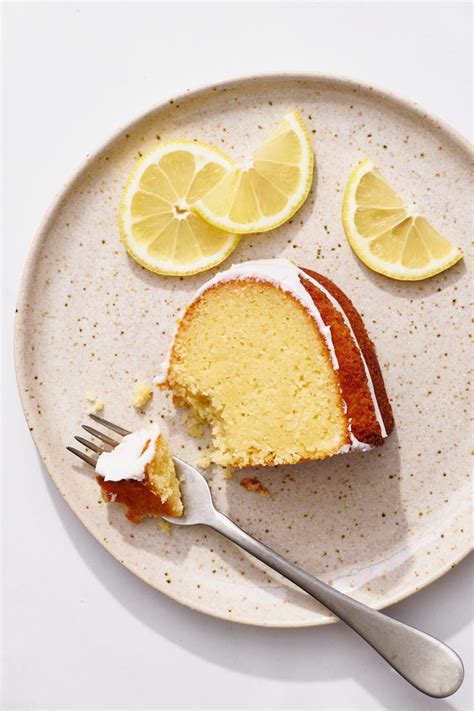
[85,392,105,413]
[181,410,204,438]
[132,380,153,408]
[240,477,270,496]
[158,519,171,536]
[198,451,212,469]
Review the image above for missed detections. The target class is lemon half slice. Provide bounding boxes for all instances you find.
[194,111,314,234]
[343,158,463,281]
[119,141,240,275]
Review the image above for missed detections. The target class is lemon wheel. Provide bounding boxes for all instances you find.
[119,141,240,276]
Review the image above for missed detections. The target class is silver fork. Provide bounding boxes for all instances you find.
[69,414,464,699]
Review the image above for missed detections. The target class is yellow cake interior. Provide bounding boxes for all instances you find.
[147,434,183,516]
[165,281,348,467]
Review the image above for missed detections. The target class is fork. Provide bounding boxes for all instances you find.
[68,414,464,698]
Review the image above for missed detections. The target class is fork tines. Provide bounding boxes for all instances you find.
[66,446,98,468]
[67,414,130,468]
[89,414,131,436]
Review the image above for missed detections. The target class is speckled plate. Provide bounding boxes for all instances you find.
[15,74,473,627]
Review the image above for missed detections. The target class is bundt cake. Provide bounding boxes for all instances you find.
[159,258,394,468]
[95,423,183,523]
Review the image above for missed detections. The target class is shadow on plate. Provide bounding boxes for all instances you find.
[351,254,466,300]
[97,425,410,620]
[42,452,472,711]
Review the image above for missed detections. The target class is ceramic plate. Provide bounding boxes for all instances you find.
[15,75,473,627]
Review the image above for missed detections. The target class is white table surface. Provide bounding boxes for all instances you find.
[2,2,473,709]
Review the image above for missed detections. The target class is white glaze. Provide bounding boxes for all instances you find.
[95,423,160,482]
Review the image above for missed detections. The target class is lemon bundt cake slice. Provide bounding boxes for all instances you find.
[95,423,183,523]
[160,259,394,468]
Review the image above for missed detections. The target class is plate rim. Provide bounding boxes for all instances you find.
[14,72,473,627]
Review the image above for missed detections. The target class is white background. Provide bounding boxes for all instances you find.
[2,2,473,710]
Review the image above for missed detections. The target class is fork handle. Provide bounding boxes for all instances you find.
[209,511,463,698]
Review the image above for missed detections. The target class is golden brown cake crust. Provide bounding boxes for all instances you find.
[301,268,395,441]
[97,472,176,525]
[96,434,182,524]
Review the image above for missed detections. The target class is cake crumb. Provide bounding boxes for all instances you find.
[222,468,234,480]
[240,477,270,496]
[132,380,153,408]
[181,410,204,438]
[198,450,212,469]
[85,392,104,413]
[158,519,171,536]
[187,421,203,437]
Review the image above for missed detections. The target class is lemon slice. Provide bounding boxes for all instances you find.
[343,158,463,280]
[119,141,240,275]
[193,111,314,234]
